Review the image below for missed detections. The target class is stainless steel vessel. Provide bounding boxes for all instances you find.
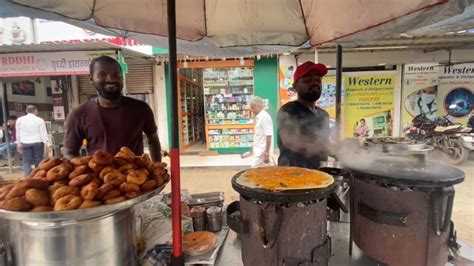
[0,186,166,266]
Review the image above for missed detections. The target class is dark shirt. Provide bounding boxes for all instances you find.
[10,126,16,142]
[64,96,157,156]
[468,116,474,133]
[277,101,329,169]
[1,126,16,143]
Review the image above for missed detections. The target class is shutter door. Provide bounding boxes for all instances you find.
[125,62,153,94]
[78,62,153,101]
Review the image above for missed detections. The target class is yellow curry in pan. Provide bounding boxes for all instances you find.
[240,166,334,191]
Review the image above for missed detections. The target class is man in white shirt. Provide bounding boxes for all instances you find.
[16,105,50,176]
[249,97,274,168]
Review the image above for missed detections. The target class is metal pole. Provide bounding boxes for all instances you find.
[167,0,184,265]
[1,82,12,173]
[335,45,343,142]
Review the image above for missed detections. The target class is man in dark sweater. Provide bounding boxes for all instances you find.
[64,56,162,161]
[277,61,329,169]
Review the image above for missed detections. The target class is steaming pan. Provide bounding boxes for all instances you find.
[232,169,336,203]
[343,157,464,187]
[235,167,334,191]
[0,181,168,222]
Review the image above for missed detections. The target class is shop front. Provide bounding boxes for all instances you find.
[165,58,279,155]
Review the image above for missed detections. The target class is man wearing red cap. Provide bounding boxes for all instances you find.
[277,61,329,169]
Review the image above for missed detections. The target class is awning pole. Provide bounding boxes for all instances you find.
[2,81,13,174]
[167,0,184,265]
[335,45,343,142]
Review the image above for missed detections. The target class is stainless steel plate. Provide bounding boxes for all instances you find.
[0,181,169,222]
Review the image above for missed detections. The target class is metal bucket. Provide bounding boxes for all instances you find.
[1,208,137,266]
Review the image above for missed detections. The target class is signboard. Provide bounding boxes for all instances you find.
[438,64,474,124]
[0,17,34,45]
[34,19,153,55]
[278,56,297,107]
[402,64,439,126]
[0,50,116,77]
[344,72,396,138]
[317,76,345,141]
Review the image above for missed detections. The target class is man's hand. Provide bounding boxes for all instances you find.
[47,146,53,153]
[16,146,23,153]
[263,153,270,163]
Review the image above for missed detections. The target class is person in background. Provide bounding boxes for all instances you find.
[354,118,369,137]
[277,61,330,170]
[247,97,273,167]
[0,115,18,160]
[64,55,162,161]
[16,105,51,176]
[468,111,474,133]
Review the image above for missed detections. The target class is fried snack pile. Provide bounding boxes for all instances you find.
[242,166,334,191]
[0,147,169,212]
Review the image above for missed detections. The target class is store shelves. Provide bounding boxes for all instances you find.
[178,69,204,149]
[203,67,254,154]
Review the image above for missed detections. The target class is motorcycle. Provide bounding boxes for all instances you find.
[405,105,472,165]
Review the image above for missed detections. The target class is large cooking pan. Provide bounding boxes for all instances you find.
[231,169,337,203]
[0,181,168,222]
[343,157,464,187]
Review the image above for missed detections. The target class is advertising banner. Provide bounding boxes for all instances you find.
[402,64,439,127]
[438,64,474,124]
[0,50,116,77]
[51,79,66,120]
[344,72,396,138]
[317,76,345,141]
[278,56,297,107]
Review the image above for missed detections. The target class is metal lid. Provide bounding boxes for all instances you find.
[231,170,336,203]
[206,206,222,215]
[363,137,433,155]
[190,206,205,213]
[344,156,464,187]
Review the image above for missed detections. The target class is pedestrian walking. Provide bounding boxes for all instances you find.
[16,105,51,176]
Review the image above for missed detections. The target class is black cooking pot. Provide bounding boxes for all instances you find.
[226,201,241,234]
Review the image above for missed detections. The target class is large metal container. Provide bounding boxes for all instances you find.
[231,168,336,266]
[1,208,136,266]
[346,158,464,266]
[0,187,165,266]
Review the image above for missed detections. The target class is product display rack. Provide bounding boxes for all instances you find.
[203,66,255,154]
[178,69,204,150]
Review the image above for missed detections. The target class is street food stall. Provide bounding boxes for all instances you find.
[2,0,474,265]
[0,149,170,265]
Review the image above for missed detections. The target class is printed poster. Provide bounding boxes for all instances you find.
[438,64,474,124]
[317,76,345,141]
[402,64,439,128]
[344,72,396,138]
[51,79,65,120]
[278,56,297,106]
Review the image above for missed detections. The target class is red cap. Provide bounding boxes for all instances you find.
[293,61,328,83]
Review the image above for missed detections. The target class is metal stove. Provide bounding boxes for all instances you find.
[344,146,464,266]
[230,169,337,266]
